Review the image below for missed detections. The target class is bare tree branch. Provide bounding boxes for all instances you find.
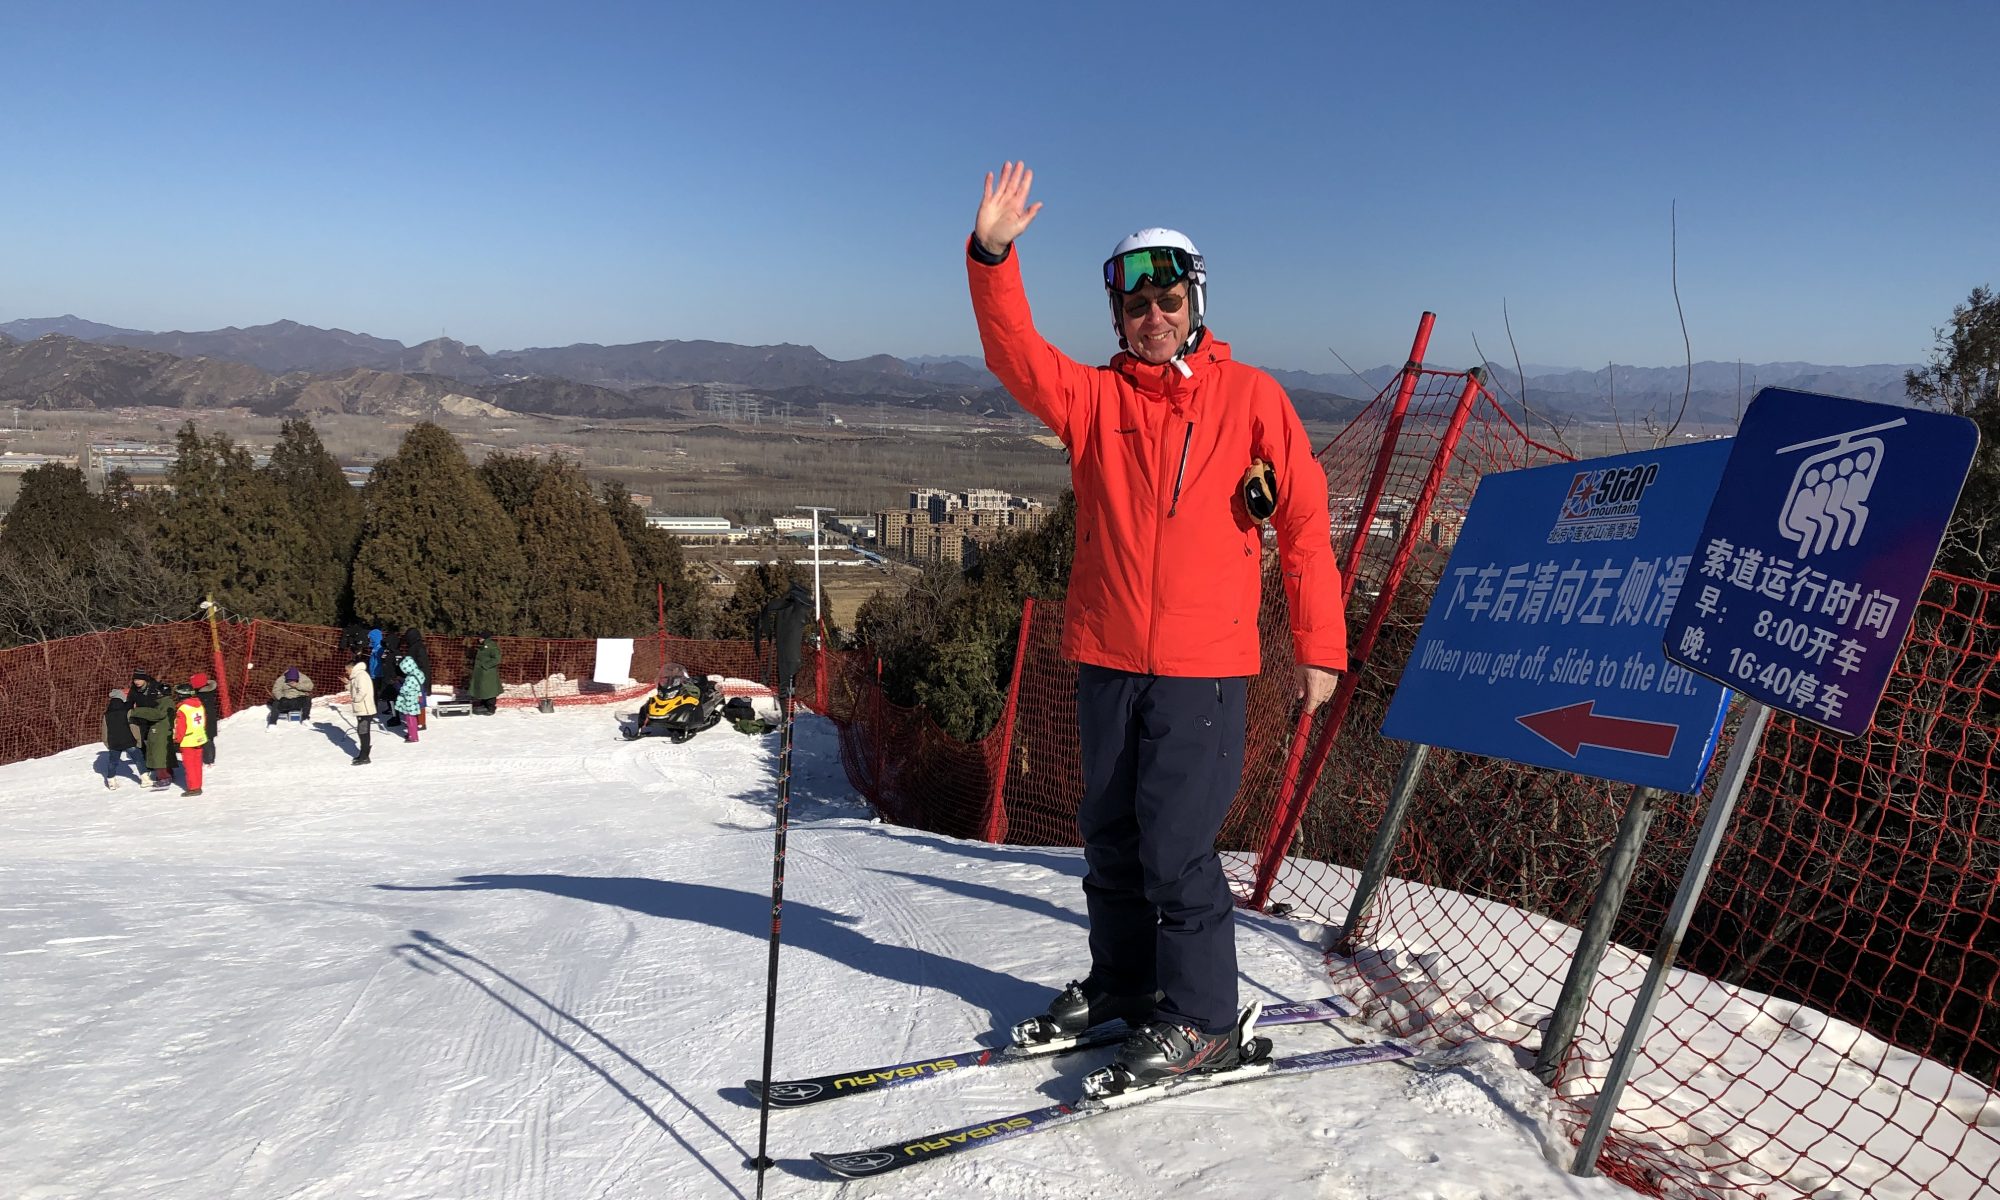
[1609,361,1630,453]
[1663,198,1694,443]
[1472,330,1576,458]
[1324,346,1382,399]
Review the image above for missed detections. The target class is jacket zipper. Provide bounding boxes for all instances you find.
[1167,422,1193,517]
[1147,411,1191,670]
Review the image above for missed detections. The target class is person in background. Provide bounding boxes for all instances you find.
[378,633,404,731]
[126,671,162,760]
[101,686,137,787]
[129,677,177,789]
[468,633,501,716]
[269,667,314,725]
[192,672,221,765]
[402,627,433,730]
[967,162,1347,1092]
[393,651,426,743]
[172,680,210,797]
[345,651,374,766]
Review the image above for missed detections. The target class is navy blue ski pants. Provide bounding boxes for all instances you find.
[1075,664,1249,1035]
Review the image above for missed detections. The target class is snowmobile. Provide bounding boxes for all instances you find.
[622,667,725,743]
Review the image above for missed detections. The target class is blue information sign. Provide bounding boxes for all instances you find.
[1381,442,1734,793]
[1661,388,1979,736]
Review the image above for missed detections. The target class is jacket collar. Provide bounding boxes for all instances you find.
[1111,331,1232,400]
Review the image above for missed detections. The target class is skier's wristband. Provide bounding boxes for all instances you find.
[969,237,1011,266]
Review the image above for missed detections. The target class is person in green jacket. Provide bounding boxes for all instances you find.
[468,634,502,716]
[128,679,178,789]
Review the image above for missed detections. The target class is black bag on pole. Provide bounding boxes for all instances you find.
[754,582,814,698]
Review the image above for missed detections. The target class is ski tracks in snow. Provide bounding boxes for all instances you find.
[384,924,755,1199]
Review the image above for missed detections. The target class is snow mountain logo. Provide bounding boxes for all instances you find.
[1775,418,1902,558]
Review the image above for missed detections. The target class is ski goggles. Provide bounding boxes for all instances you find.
[1103,246,1195,294]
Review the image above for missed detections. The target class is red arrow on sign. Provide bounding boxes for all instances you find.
[1516,701,1678,759]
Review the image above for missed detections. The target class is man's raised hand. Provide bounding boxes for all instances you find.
[974,161,1042,257]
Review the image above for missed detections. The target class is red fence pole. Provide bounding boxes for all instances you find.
[983,597,1035,844]
[1248,366,1487,910]
[1337,312,1435,600]
[1344,368,1488,676]
[1264,707,1316,843]
[815,619,829,713]
[204,595,233,716]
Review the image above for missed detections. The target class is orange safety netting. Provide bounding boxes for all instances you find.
[0,621,817,766]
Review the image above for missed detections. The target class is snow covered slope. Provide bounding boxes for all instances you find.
[1,698,1625,1199]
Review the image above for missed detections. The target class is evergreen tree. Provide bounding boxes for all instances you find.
[600,480,710,635]
[264,418,363,624]
[914,635,1009,741]
[515,459,643,637]
[477,451,552,516]
[154,422,318,620]
[102,466,144,514]
[352,422,526,633]
[1907,285,2000,581]
[0,464,120,565]
[852,491,1076,740]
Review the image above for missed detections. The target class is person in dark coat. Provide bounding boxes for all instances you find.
[126,672,165,772]
[378,633,405,730]
[468,634,501,716]
[101,687,138,786]
[402,628,433,729]
[192,672,221,764]
[129,681,177,788]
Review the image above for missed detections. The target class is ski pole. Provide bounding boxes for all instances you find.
[749,583,813,1196]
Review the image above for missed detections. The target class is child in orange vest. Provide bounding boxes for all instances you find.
[172,682,210,797]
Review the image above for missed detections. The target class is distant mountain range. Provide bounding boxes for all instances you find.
[0,314,1917,427]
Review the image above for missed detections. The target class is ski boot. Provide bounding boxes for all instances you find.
[1082,1003,1269,1099]
[1009,979,1159,1048]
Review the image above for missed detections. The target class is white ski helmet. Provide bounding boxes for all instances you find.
[1103,227,1206,354]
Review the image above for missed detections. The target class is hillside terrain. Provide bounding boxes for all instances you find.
[6,314,1908,427]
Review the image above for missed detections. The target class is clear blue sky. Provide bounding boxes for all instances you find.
[3,1,1994,374]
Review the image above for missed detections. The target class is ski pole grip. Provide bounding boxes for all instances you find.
[1242,459,1278,523]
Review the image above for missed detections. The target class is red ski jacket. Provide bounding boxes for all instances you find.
[968,240,1348,678]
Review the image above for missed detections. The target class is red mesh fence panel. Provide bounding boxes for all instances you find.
[1549,574,2000,1200]
[0,621,832,768]
[835,654,1002,841]
[1248,386,2000,1197]
[0,622,221,764]
[991,602,1082,845]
